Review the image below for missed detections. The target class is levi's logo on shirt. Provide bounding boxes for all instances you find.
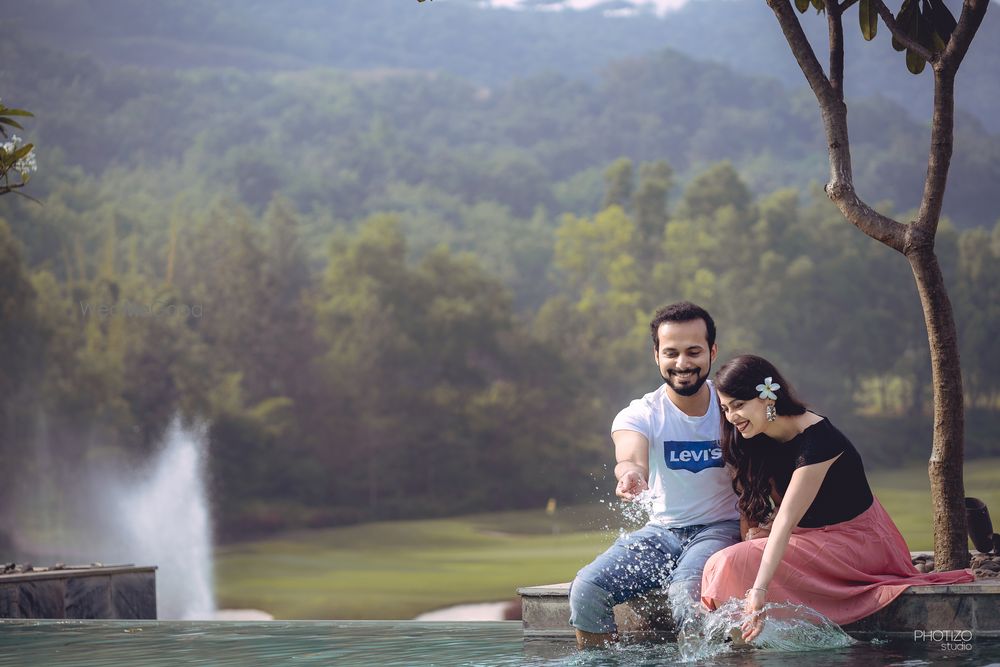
[664,440,724,472]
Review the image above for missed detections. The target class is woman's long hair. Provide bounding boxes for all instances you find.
[714,355,808,524]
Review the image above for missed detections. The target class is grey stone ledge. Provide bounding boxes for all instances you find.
[0,566,156,584]
[520,576,1000,639]
[519,579,1000,596]
[0,566,157,619]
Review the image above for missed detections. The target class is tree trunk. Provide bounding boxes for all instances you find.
[909,249,969,568]
[764,0,989,572]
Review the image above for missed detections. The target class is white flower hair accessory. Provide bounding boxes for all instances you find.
[756,377,780,400]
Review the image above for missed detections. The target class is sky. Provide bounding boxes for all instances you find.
[484,0,690,16]
[483,0,995,17]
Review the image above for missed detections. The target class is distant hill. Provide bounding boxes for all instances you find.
[2,29,998,233]
[7,0,999,132]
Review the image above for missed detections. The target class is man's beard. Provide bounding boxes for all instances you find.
[662,366,710,397]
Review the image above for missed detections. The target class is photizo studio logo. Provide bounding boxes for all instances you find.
[913,629,974,651]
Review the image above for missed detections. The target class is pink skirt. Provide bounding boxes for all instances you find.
[700,497,975,624]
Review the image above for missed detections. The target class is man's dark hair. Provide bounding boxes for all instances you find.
[649,302,716,351]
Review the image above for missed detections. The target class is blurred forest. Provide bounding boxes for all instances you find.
[1,0,998,541]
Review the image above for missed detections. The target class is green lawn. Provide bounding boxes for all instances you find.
[869,457,1000,551]
[214,509,619,620]
[215,458,1000,619]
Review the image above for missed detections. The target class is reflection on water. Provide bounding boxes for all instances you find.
[0,620,997,666]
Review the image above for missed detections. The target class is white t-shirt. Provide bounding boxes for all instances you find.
[611,380,739,527]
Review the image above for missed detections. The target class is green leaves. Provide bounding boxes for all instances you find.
[0,105,33,138]
[795,0,826,13]
[925,0,957,42]
[887,0,958,74]
[0,140,36,186]
[834,0,960,74]
[0,101,37,196]
[892,0,918,51]
[10,143,34,162]
[860,0,879,40]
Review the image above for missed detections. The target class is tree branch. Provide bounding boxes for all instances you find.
[767,0,908,254]
[838,0,860,12]
[912,0,989,239]
[765,0,834,102]
[827,0,845,100]
[0,182,26,196]
[913,68,954,239]
[8,188,42,204]
[827,184,908,253]
[875,0,935,63]
[940,0,990,70]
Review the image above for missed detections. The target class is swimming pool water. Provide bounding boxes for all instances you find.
[1,620,998,666]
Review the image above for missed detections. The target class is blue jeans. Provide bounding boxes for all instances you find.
[569,520,741,634]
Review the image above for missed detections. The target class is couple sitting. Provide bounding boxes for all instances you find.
[569,302,974,648]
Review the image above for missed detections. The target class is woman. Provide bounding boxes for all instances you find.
[700,355,974,642]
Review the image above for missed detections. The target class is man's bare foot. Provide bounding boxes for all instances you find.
[575,629,616,649]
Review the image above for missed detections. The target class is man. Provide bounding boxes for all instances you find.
[569,301,741,648]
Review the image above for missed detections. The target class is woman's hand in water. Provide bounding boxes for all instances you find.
[742,588,767,642]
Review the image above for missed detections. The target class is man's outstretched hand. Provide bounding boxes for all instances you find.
[615,470,648,501]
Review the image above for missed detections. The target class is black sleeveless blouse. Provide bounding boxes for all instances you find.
[760,417,874,528]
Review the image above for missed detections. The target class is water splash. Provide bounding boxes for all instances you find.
[584,477,858,661]
[104,418,215,619]
[11,416,215,619]
[596,488,658,536]
[677,597,854,661]
[619,489,657,527]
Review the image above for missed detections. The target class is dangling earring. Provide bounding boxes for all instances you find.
[766,404,777,422]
